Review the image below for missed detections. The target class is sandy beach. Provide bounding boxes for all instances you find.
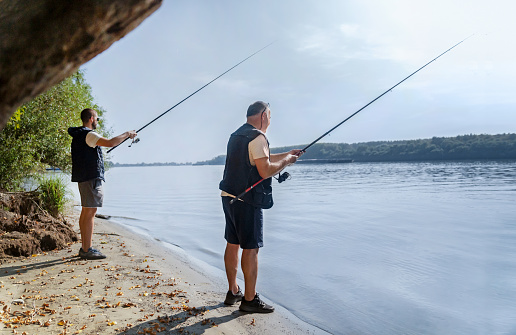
[0,212,326,334]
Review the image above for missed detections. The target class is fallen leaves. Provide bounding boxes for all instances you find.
[202,318,218,327]
[0,227,225,335]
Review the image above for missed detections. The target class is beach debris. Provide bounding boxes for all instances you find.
[94,214,111,220]
[201,317,218,327]
[12,298,24,305]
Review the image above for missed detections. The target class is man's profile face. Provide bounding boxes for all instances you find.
[91,112,98,130]
[263,108,271,131]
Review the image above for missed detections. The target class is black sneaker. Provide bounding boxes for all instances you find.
[239,293,274,313]
[224,287,244,305]
[78,247,106,260]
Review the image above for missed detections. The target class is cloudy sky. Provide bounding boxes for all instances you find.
[81,0,516,164]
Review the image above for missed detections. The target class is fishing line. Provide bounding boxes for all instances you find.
[230,35,473,205]
[107,41,276,153]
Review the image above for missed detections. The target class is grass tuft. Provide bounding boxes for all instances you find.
[37,175,70,217]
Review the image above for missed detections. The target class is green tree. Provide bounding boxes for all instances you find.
[0,70,110,190]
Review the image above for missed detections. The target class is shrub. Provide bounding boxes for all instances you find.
[0,70,110,191]
[37,175,70,217]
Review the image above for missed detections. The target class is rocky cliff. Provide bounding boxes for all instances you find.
[0,0,162,129]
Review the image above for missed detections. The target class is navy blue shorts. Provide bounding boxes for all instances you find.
[222,196,263,249]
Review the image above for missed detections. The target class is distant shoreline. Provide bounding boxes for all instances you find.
[109,157,516,168]
[109,133,515,167]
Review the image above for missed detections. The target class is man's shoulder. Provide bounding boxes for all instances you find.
[85,131,102,148]
[68,126,90,137]
[232,123,264,139]
[85,131,101,139]
[249,134,269,159]
[249,133,267,145]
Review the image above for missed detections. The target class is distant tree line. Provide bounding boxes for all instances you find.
[196,133,516,165]
[194,155,226,166]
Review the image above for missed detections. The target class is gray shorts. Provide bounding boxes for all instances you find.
[78,178,104,208]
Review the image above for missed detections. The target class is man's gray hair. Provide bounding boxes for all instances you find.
[246,101,269,117]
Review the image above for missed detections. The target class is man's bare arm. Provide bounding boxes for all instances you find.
[270,152,289,163]
[255,150,303,179]
[96,131,137,148]
[270,149,304,163]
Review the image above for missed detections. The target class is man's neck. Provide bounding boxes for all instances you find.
[246,120,266,133]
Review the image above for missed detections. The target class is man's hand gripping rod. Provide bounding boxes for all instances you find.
[229,151,301,205]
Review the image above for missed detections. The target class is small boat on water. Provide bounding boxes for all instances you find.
[296,159,353,164]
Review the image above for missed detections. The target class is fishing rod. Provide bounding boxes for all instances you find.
[230,36,472,205]
[107,41,276,153]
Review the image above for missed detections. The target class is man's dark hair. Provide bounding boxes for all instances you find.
[246,101,269,117]
[80,108,96,123]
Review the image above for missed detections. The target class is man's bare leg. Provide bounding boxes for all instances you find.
[224,242,240,294]
[79,207,97,251]
[241,248,259,301]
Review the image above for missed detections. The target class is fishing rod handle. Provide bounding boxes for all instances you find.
[229,191,246,205]
[229,179,264,205]
[229,187,256,205]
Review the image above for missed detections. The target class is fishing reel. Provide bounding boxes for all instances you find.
[275,171,291,183]
[128,137,140,147]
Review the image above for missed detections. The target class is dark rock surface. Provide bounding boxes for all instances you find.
[0,0,162,129]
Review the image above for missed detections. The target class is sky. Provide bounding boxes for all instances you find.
[81,0,516,164]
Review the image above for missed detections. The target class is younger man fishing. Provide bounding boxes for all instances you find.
[68,108,137,260]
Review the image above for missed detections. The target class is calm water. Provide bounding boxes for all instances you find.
[73,161,516,334]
